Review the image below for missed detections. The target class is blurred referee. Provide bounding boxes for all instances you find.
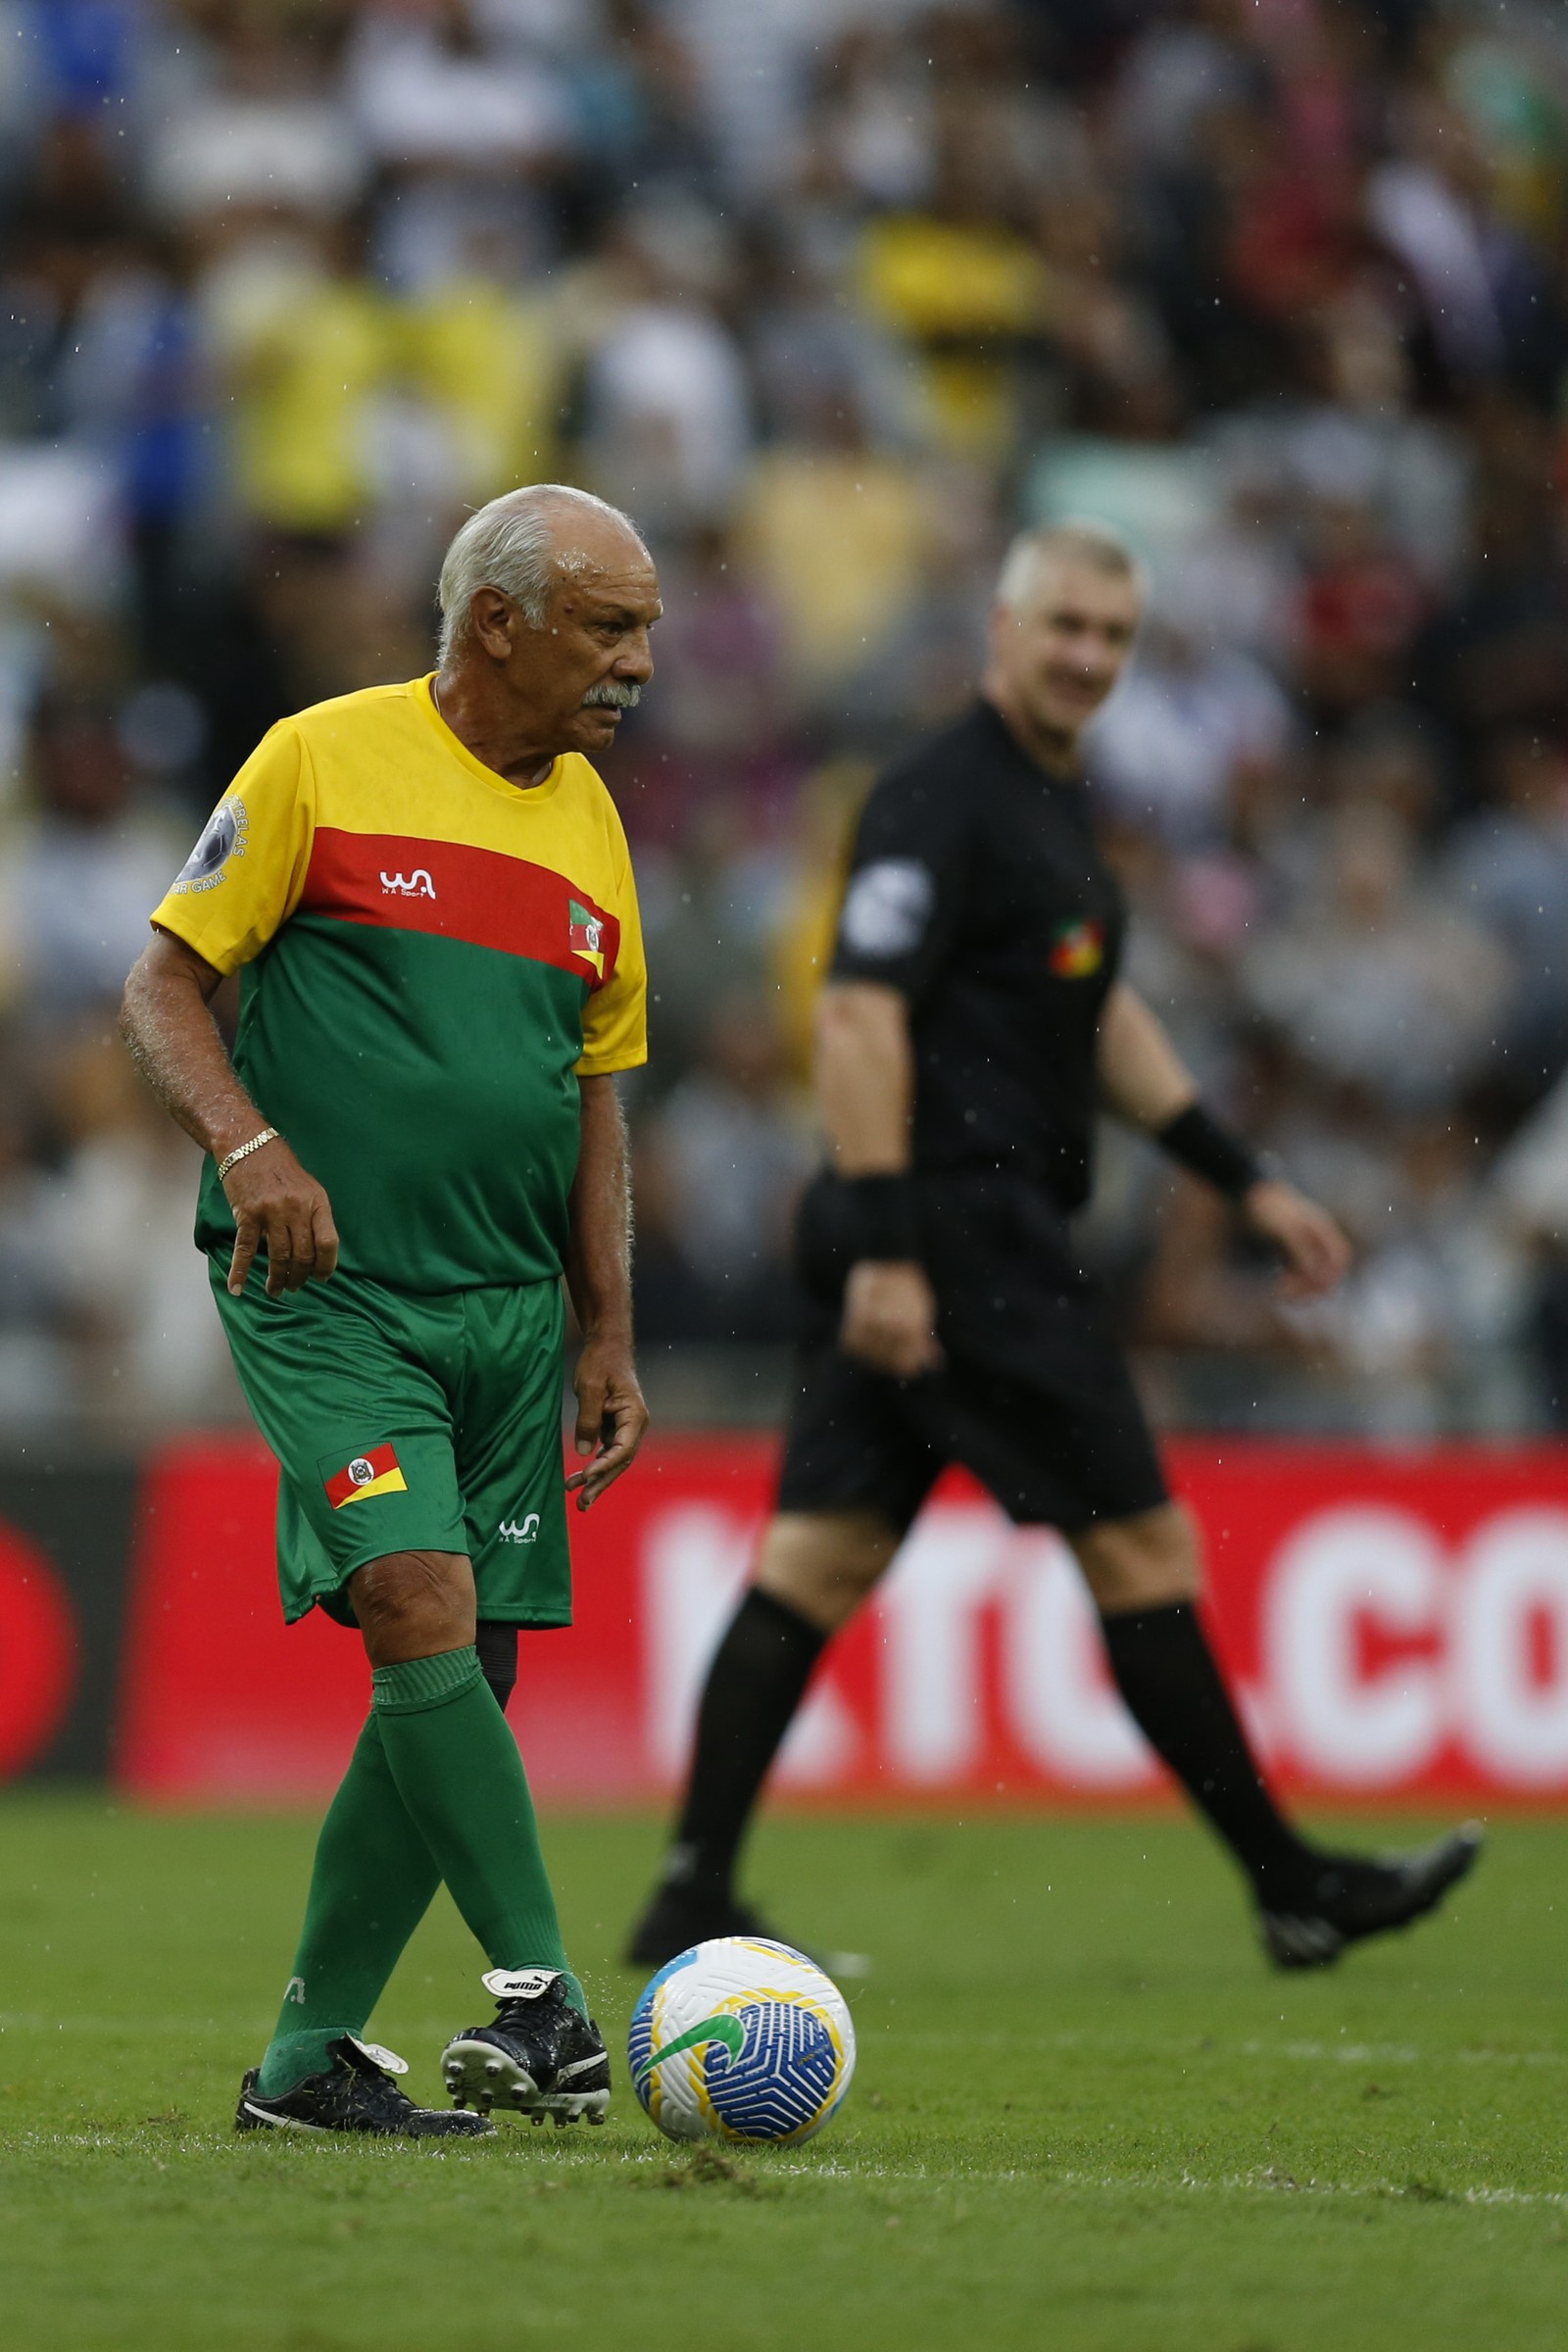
[630,522,1480,1973]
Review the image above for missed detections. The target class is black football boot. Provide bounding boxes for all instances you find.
[235,2034,495,2138]
[441,1970,611,2126]
[1258,1824,1484,1969]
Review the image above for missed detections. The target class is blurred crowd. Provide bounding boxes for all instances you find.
[3,0,1568,1437]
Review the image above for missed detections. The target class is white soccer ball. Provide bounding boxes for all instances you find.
[628,1936,857,2146]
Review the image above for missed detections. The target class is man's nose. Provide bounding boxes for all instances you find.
[613,628,655,682]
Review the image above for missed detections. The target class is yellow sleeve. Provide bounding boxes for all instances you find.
[150,722,317,974]
[576,808,647,1077]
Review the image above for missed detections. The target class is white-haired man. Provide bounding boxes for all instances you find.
[629,521,1481,1973]
[122,485,657,2136]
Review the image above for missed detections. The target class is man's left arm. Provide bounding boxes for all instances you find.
[564,1073,649,1509]
[1097,980,1350,1298]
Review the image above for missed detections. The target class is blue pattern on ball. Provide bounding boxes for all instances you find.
[628,1946,701,2114]
[702,2000,840,2138]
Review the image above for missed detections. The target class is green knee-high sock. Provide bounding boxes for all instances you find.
[256,1713,441,2096]
[371,1646,586,2019]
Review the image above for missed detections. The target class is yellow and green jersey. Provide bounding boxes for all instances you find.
[151,675,647,1294]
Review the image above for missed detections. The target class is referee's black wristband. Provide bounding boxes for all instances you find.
[840,1172,923,1262]
[1155,1104,1265,1202]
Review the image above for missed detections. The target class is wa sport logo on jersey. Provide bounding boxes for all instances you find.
[381,868,435,899]
[499,1513,540,1544]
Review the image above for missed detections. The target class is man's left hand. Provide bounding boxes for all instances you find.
[1242,1177,1352,1299]
[566,1333,649,1511]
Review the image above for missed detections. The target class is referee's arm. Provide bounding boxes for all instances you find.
[1098,981,1350,1299]
[815,982,946,1379]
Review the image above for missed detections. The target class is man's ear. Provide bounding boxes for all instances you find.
[468,588,515,660]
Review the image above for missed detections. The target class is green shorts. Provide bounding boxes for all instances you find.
[210,1257,571,1628]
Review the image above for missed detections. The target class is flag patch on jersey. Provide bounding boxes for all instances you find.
[567,899,605,978]
[324,1444,407,1509]
[1048,918,1104,978]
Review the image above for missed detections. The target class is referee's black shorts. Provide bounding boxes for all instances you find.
[777,1171,1169,1538]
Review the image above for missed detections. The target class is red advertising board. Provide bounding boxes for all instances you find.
[111,1433,1568,1807]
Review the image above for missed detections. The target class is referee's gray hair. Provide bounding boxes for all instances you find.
[995,519,1147,610]
[436,484,648,662]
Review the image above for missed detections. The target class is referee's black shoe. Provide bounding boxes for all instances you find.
[441,1970,610,2125]
[625,1885,796,1972]
[1257,1824,1484,1969]
[234,2034,495,2138]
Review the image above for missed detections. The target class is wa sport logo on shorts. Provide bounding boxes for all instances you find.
[323,1444,408,1508]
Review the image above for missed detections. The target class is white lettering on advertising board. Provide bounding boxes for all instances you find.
[640,1495,1568,1794]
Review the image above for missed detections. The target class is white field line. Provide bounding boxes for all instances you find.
[7,2015,1567,2074]
[893,2028,1568,2070]
[12,2132,1567,2213]
[783,2161,1568,2211]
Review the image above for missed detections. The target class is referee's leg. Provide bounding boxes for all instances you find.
[1066,1501,1321,1901]
[1070,1501,1483,1963]
[625,1510,898,1965]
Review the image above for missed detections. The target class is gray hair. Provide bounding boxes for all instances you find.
[996,519,1147,611]
[436,484,647,662]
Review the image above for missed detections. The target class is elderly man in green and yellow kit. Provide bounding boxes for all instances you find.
[122,484,657,2137]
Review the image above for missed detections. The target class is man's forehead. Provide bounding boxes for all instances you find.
[556,549,662,616]
[1020,557,1141,625]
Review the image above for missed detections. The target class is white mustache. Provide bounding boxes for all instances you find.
[581,680,641,710]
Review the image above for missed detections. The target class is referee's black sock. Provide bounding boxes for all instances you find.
[1099,1600,1316,1901]
[661,1589,828,1902]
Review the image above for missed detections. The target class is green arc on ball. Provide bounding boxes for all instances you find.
[635,2013,747,2083]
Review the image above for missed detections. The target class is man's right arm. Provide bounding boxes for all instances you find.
[121,930,339,1298]
[814,980,943,1380]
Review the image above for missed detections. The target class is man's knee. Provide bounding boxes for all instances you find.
[350,1549,475,1665]
[753,1510,900,1635]
[1068,1500,1199,1616]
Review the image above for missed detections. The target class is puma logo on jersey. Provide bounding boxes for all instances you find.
[381,869,436,898]
[499,1513,540,1544]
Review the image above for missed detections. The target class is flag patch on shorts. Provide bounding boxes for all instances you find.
[324,1445,407,1509]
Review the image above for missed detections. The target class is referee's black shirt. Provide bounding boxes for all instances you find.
[828,697,1124,1213]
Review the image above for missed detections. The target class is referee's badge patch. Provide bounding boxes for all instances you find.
[1049,917,1105,978]
[840,858,934,956]
[324,1444,408,1508]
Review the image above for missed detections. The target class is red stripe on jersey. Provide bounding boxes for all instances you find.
[299,830,619,991]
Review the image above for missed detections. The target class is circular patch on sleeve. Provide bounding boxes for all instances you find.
[172,798,248,893]
[839,858,935,958]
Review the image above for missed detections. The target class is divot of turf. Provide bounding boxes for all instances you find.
[647,2142,779,2195]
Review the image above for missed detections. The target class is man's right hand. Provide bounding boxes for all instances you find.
[840,1259,945,1381]
[223,1139,341,1298]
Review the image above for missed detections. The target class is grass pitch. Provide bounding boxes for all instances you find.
[0,1796,1562,2351]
